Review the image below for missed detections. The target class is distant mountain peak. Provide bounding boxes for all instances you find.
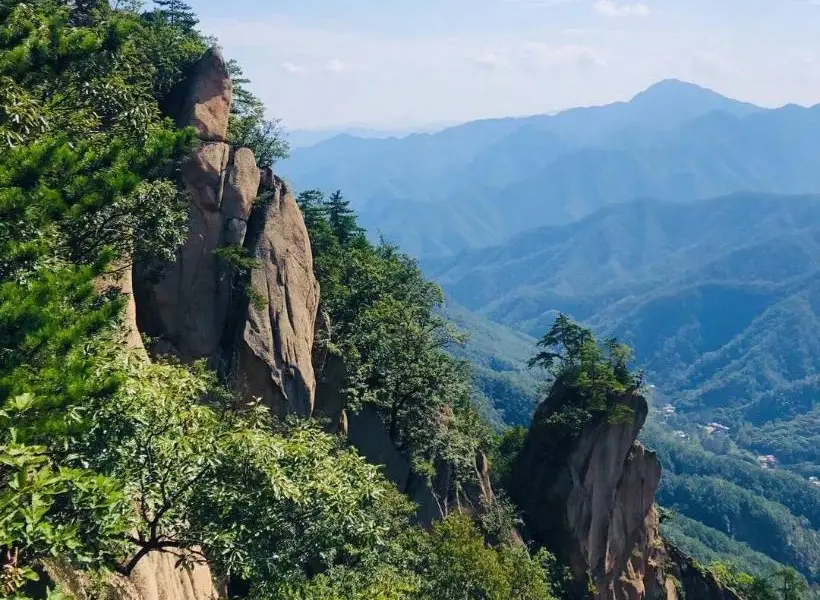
[628,79,760,113]
[632,79,725,102]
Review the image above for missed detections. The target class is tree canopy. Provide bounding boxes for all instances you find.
[299,188,492,482]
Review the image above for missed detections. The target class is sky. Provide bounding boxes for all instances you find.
[190,0,820,130]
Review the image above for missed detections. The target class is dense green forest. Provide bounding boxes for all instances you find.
[428,195,820,478]
[453,311,820,589]
[429,296,820,589]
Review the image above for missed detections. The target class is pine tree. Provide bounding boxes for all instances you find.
[225,59,290,166]
[0,4,192,591]
[152,0,198,32]
[325,189,361,246]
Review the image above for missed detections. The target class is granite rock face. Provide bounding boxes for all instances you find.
[44,552,220,600]
[136,48,319,417]
[126,44,323,600]
[231,174,319,416]
[512,383,740,600]
[344,402,500,528]
[176,47,232,142]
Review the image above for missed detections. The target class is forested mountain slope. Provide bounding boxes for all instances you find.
[425,194,820,586]
[2,1,814,599]
[0,2,559,599]
[429,193,820,471]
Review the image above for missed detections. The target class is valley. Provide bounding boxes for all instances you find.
[284,84,820,587]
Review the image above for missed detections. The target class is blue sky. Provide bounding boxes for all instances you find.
[190,0,820,130]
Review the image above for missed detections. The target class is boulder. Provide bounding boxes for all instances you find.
[139,142,232,360]
[221,147,259,244]
[120,551,220,600]
[177,47,232,142]
[512,385,655,586]
[45,552,220,600]
[136,47,319,418]
[138,159,318,417]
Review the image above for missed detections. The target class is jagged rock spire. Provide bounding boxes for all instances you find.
[135,47,319,417]
[512,384,740,600]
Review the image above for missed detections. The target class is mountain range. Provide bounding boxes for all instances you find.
[283,77,820,585]
[429,193,820,471]
[281,79,820,257]
[431,194,820,582]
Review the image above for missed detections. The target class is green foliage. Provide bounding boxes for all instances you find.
[709,561,815,600]
[0,438,130,597]
[411,513,555,600]
[141,0,209,101]
[442,302,544,428]
[658,473,820,582]
[1,0,194,591]
[489,426,528,491]
[644,421,820,586]
[150,0,198,32]
[267,513,558,600]
[226,59,289,166]
[528,315,639,448]
[0,3,558,599]
[643,421,820,534]
[299,189,493,484]
[661,511,787,581]
[530,314,639,402]
[80,353,414,586]
[744,406,820,473]
[214,244,260,278]
[0,0,194,279]
[325,189,361,246]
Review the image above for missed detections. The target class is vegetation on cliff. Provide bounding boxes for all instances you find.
[0,2,556,598]
[299,188,494,488]
[526,314,641,443]
[2,2,813,599]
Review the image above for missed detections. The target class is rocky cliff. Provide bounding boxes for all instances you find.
[511,382,741,600]
[312,313,500,527]
[320,369,498,527]
[113,46,319,600]
[103,44,733,600]
[135,47,319,417]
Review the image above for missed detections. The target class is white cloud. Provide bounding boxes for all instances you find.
[470,43,603,73]
[324,59,346,73]
[200,7,819,129]
[522,42,605,70]
[281,62,308,75]
[472,51,509,70]
[503,0,582,5]
[593,0,650,17]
